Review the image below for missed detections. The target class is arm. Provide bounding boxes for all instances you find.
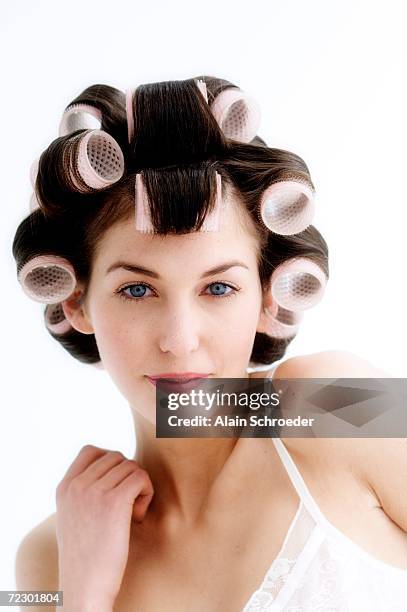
[15,515,114,612]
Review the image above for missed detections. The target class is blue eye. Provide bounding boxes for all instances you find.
[208,282,234,297]
[117,281,239,302]
[120,283,151,300]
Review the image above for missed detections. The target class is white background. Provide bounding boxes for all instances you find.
[1,0,406,593]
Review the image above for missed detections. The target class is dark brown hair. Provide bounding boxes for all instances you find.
[12,76,329,367]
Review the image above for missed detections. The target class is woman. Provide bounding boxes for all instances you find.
[13,76,407,611]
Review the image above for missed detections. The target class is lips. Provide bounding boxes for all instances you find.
[159,377,198,383]
[146,375,210,392]
[148,373,210,380]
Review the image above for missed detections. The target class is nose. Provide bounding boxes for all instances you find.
[158,302,200,357]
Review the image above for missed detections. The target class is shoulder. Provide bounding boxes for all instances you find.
[257,351,407,532]
[250,350,392,380]
[15,512,58,595]
[273,349,393,378]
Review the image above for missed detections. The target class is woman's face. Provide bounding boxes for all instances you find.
[65,190,271,422]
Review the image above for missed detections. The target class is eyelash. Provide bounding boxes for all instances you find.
[116,281,240,303]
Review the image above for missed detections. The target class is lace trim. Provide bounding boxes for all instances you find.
[244,557,297,610]
[243,532,407,611]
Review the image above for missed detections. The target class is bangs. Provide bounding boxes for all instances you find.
[93,162,229,236]
[140,162,226,234]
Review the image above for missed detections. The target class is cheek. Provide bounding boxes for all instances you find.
[93,318,150,404]
[91,304,145,370]
[216,292,261,354]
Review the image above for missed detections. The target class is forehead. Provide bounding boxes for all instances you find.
[93,187,260,273]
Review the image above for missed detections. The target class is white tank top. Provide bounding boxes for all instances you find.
[242,366,407,611]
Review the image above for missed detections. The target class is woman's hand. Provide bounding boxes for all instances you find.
[55,445,154,610]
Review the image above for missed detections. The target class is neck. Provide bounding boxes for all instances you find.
[131,411,269,531]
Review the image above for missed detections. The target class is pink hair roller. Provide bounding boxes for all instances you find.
[134,172,152,232]
[263,300,304,339]
[134,171,224,233]
[64,129,125,192]
[44,302,72,334]
[29,159,41,212]
[29,129,124,201]
[270,256,327,312]
[200,171,224,232]
[58,103,102,137]
[259,180,316,236]
[125,87,135,144]
[210,87,261,143]
[18,255,77,304]
[195,79,208,103]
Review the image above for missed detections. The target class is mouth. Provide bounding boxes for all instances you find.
[146,375,210,392]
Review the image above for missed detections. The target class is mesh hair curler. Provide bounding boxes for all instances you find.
[58,103,102,137]
[210,86,261,143]
[61,129,125,193]
[18,255,77,304]
[125,87,135,144]
[44,302,72,334]
[196,79,208,103]
[262,256,327,338]
[30,130,125,198]
[269,256,326,311]
[29,158,41,212]
[134,170,224,233]
[263,300,304,339]
[258,177,316,236]
[57,105,119,195]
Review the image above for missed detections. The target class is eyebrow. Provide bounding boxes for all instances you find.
[106,260,250,279]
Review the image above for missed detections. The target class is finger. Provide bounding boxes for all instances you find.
[95,459,140,490]
[132,489,155,522]
[60,445,111,483]
[113,469,154,501]
[79,451,126,483]
[114,471,155,522]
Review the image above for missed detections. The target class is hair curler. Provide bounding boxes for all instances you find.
[210,86,261,143]
[125,87,135,144]
[58,103,102,137]
[62,129,125,192]
[261,256,327,338]
[269,256,327,311]
[258,178,316,236]
[44,302,72,334]
[263,300,304,339]
[195,79,208,103]
[18,255,77,304]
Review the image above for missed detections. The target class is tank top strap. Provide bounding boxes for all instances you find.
[267,362,327,525]
[271,437,325,524]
